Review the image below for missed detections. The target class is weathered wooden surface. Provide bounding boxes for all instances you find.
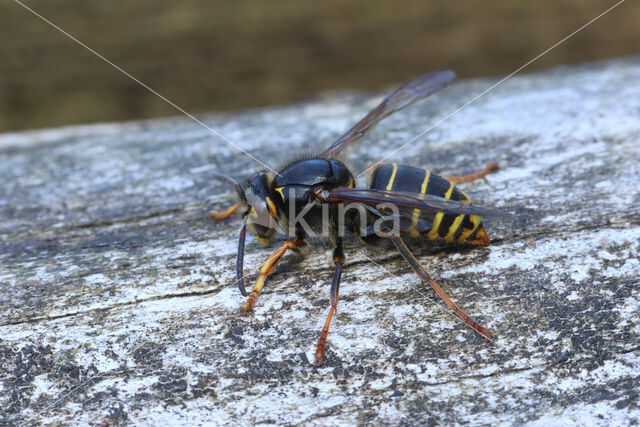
[1,58,639,425]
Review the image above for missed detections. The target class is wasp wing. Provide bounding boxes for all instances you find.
[321,70,456,159]
[319,187,502,218]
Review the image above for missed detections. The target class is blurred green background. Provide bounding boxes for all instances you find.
[0,0,638,132]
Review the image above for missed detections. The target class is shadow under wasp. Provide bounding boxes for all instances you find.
[210,70,501,365]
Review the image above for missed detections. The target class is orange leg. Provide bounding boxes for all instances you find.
[315,239,344,366]
[446,161,499,184]
[389,233,493,340]
[209,203,239,221]
[241,238,304,311]
[315,303,337,365]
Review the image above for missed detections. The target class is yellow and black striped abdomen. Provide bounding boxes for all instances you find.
[369,163,489,246]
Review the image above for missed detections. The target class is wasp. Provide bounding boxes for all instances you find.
[210,70,501,365]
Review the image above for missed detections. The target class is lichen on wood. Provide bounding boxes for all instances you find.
[1,58,639,425]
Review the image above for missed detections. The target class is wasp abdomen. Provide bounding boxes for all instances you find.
[369,163,489,246]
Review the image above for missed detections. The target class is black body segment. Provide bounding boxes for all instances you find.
[369,163,488,245]
[274,159,352,188]
[272,158,354,238]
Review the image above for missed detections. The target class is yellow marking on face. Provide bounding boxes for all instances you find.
[408,169,431,237]
[385,163,398,191]
[246,216,257,233]
[275,186,285,201]
[348,176,355,188]
[265,196,277,217]
[247,216,272,247]
[256,236,271,247]
[427,180,454,240]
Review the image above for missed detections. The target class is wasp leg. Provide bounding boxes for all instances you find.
[315,239,344,366]
[388,233,493,340]
[209,203,239,221]
[241,238,304,311]
[446,161,499,184]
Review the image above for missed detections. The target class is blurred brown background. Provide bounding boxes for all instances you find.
[0,0,638,132]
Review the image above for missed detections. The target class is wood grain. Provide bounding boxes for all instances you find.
[1,58,639,425]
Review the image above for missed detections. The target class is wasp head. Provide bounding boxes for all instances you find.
[239,172,278,247]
